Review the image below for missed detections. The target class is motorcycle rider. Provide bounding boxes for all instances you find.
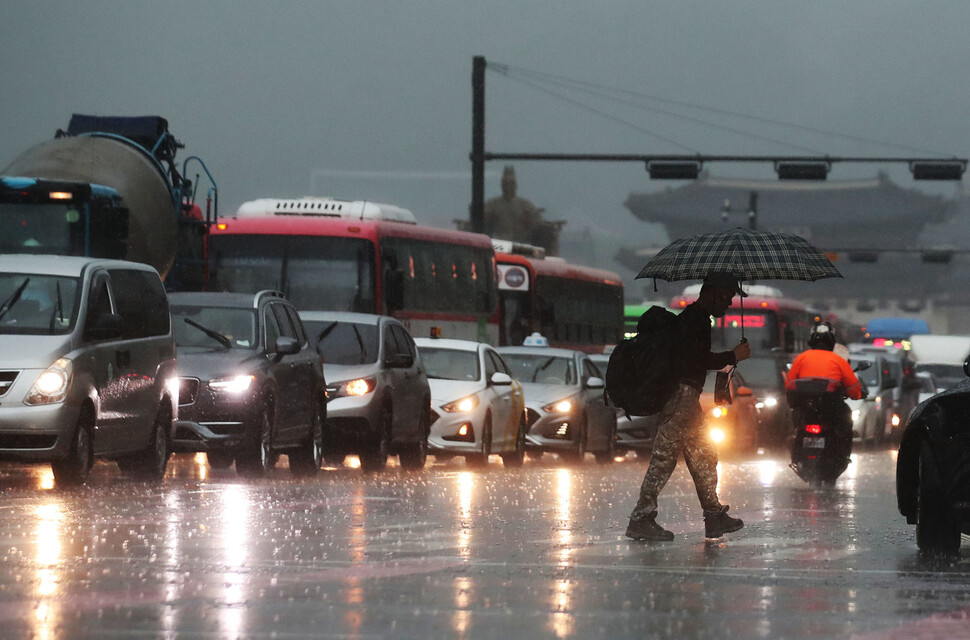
[786,322,864,464]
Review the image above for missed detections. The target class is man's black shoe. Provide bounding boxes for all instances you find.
[625,514,674,541]
[704,505,744,539]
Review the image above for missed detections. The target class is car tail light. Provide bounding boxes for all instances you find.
[805,424,822,434]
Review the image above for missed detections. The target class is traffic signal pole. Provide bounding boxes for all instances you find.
[470,56,486,234]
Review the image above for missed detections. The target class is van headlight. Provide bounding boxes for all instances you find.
[25,358,73,405]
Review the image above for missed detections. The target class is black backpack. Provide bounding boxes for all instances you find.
[606,306,679,416]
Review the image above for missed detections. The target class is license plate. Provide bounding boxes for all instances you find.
[803,437,825,449]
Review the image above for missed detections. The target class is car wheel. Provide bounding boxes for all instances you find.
[465,413,492,468]
[594,416,617,464]
[916,440,961,555]
[237,397,274,477]
[206,451,234,470]
[399,407,429,471]
[51,409,94,488]
[501,412,527,468]
[289,403,324,477]
[117,402,171,481]
[360,404,391,472]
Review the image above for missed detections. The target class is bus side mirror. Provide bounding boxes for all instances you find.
[384,269,404,312]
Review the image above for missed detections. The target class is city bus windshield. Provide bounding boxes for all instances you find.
[209,235,377,312]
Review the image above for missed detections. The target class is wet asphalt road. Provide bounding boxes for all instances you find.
[0,446,968,639]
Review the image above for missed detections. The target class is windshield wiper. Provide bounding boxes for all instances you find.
[352,325,367,364]
[0,278,30,322]
[183,317,232,349]
[48,281,64,333]
[532,356,557,382]
[314,321,339,356]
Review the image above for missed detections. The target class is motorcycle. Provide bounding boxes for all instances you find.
[787,361,870,486]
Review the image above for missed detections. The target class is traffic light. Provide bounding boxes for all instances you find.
[921,250,953,264]
[776,161,830,180]
[911,161,966,181]
[848,251,879,263]
[646,161,701,180]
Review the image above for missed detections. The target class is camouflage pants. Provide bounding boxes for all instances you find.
[630,383,723,521]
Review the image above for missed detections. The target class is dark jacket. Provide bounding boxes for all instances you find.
[673,302,737,390]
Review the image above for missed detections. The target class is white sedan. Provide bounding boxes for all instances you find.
[414,338,526,467]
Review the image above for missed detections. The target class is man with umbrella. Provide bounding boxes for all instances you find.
[626,272,751,542]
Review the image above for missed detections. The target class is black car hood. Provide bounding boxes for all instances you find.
[175,346,265,380]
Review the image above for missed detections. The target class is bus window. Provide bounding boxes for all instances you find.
[209,234,376,312]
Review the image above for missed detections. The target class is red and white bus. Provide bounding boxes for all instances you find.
[670,284,813,354]
[495,241,624,352]
[208,198,499,343]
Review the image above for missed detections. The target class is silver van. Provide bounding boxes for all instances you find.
[0,255,177,486]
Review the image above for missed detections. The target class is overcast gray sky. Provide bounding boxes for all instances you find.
[2,1,968,283]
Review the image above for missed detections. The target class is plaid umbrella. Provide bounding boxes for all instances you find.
[635,227,842,283]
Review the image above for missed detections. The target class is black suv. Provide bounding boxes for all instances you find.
[169,291,326,476]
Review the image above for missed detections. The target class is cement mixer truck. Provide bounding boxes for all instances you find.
[0,114,216,290]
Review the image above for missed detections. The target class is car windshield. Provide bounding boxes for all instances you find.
[303,319,379,365]
[420,347,480,381]
[501,353,576,385]
[171,305,256,349]
[209,234,377,313]
[0,272,79,335]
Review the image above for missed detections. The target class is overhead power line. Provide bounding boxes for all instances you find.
[488,61,947,157]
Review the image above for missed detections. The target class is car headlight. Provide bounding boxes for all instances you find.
[712,406,728,419]
[209,374,256,394]
[542,398,574,413]
[710,427,727,443]
[330,376,376,398]
[441,395,479,413]
[762,396,778,408]
[851,409,861,422]
[25,358,73,405]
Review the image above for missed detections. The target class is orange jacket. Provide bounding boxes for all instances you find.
[786,349,863,400]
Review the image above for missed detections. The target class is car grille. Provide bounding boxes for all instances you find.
[0,433,57,449]
[179,378,200,406]
[0,370,19,397]
[526,408,541,427]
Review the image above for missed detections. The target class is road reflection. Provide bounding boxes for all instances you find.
[32,500,63,640]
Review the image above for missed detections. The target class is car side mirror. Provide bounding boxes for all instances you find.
[586,376,605,390]
[85,312,123,340]
[736,386,754,397]
[853,360,872,372]
[490,372,513,386]
[965,359,970,378]
[274,336,301,356]
[385,352,414,369]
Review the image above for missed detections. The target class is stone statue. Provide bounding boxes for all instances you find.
[481,166,565,255]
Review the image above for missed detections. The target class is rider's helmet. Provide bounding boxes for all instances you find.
[809,321,837,351]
